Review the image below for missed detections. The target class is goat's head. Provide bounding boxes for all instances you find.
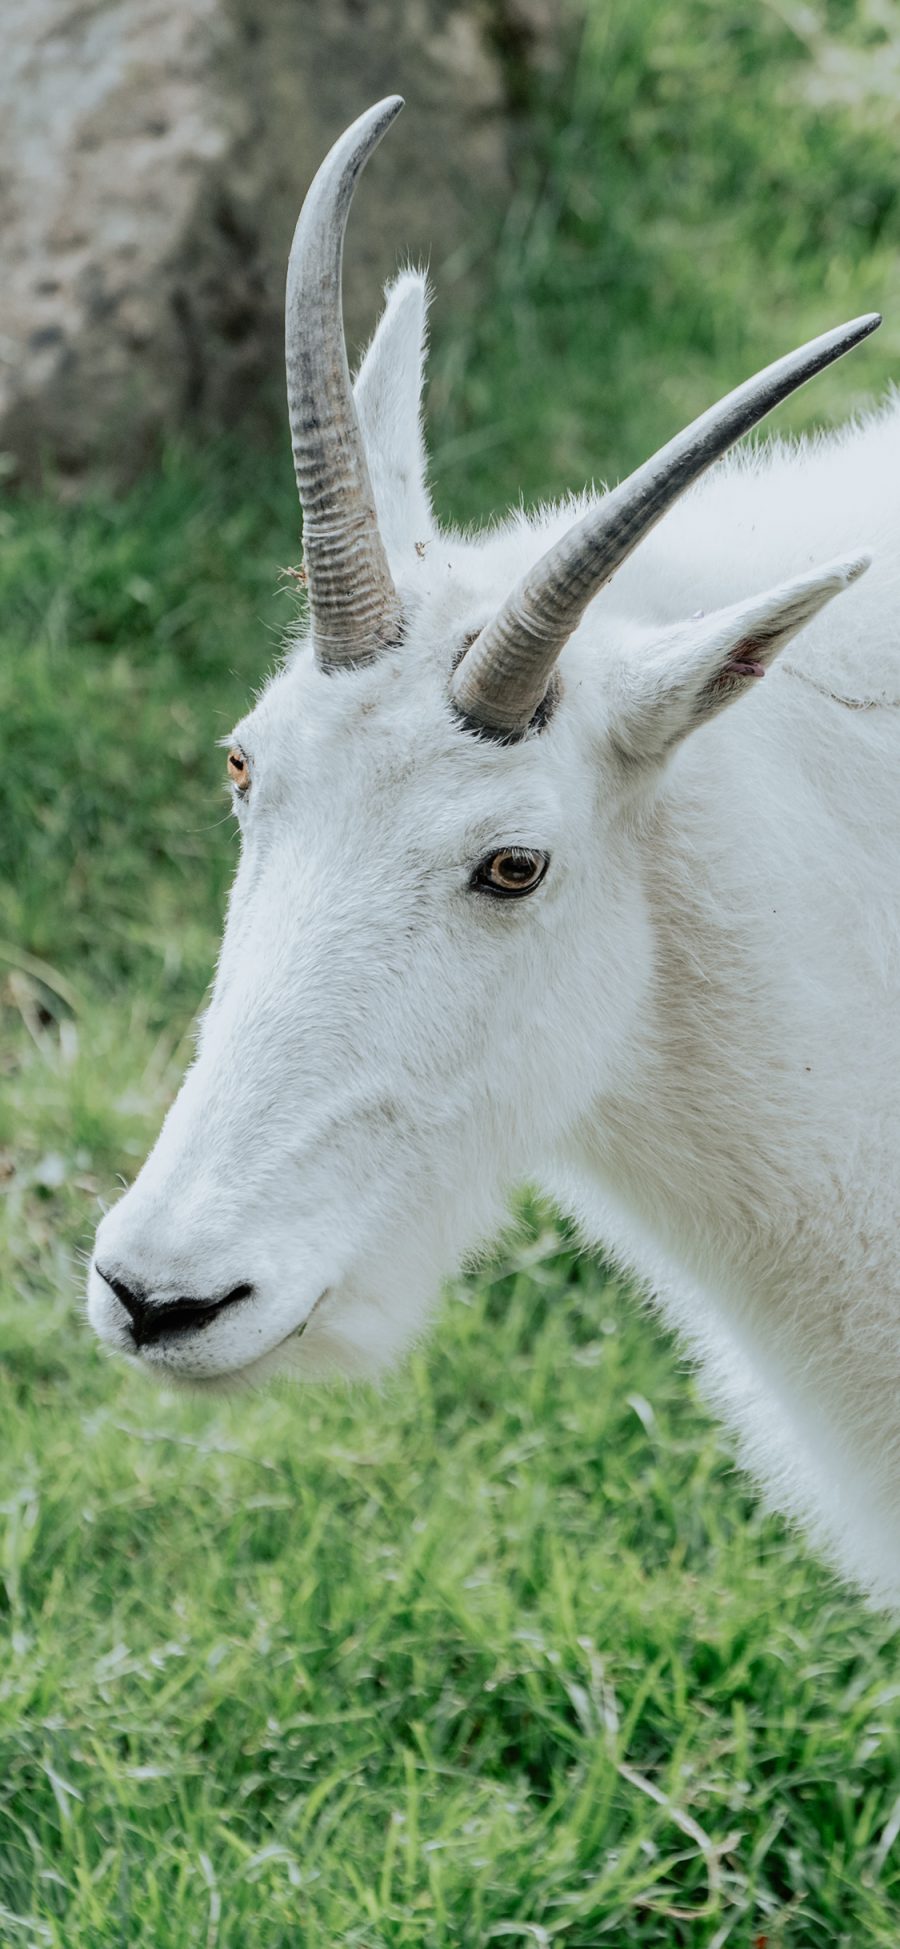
[88,98,877,1385]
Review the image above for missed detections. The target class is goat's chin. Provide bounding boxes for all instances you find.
[274,1298,425,1385]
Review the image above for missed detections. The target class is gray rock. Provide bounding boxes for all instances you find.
[0,0,565,489]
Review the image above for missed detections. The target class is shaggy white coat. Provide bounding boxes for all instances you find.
[90,273,900,1607]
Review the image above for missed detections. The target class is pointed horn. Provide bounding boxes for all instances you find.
[286,97,404,669]
[451,313,882,738]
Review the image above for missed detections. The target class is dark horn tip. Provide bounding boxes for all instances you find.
[355,95,404,151]
[848,312,882,340]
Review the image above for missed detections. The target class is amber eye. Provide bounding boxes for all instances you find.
[227,748,250,794]
[471,847,549,898]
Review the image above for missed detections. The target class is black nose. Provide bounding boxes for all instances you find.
[97,1267,254,1350]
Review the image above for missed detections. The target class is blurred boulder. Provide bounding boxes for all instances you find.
[0,0,564,490]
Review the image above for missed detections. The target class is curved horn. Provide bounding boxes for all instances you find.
[286,97,404,669]
[452,313,882,738]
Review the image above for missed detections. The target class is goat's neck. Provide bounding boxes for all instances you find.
[561,753,824,1304]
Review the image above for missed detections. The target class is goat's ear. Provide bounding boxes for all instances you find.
[354,270,433,560]
[609,554,871,762]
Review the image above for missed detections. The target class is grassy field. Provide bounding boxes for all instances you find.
[4,2,900,1942]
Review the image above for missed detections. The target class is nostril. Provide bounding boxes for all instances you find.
[96,1265,147,1329]
[96,1265,255,1350]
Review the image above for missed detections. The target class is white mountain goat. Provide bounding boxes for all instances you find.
[89,98,900,1607]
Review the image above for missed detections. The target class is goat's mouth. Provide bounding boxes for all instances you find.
[89,1259,330,1385]
[135,1291,330,1383]
[129,1281,257,1351]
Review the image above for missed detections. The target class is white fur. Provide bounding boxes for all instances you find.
[89,272,900,1607]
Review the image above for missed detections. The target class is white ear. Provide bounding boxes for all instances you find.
[354,270,433,563]
[610,553,872,762]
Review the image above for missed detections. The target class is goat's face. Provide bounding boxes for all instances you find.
[88,578,641,1385]
[87,99,874,1385]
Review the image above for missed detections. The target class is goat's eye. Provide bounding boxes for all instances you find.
[227,748,250,794]
[471,848,549,898]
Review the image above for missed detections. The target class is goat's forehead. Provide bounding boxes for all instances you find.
[228,526,610,820]
[233,519,600,757]
[229,639,569,832]
[230,502,615,749]
[234,640,452,773]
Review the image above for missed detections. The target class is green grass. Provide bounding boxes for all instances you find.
[4,1,900,1941]
[437,0,900,517]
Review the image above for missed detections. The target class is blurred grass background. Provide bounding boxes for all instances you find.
[3,2,900,1943]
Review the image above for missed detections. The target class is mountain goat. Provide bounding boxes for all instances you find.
[89,98,900,1607]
